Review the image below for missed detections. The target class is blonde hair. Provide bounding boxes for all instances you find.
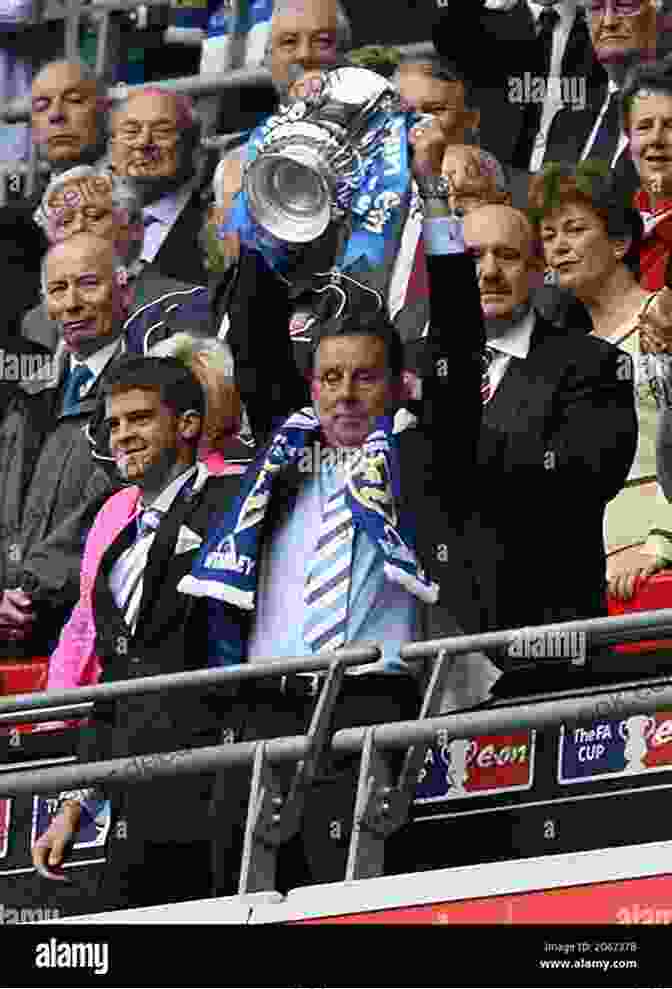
[148,333,241,449]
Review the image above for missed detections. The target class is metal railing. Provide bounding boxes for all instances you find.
[2,608,672,892]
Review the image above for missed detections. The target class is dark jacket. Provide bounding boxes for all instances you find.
[224,243,637,650]
[77,472,243,841]
[431,0,606,170]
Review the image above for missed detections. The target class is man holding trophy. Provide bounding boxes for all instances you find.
[212,61,418,443]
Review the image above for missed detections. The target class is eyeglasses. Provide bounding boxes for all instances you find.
[49,205,114,230]
[114,122,179,146]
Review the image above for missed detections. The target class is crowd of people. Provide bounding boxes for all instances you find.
[0,0,659,908]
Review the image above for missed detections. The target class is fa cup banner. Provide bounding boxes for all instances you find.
[559,711,672,784]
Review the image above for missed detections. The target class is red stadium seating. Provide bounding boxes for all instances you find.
[608,573,672,653]
[0,658,48,696]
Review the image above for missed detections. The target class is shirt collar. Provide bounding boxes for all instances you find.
[142,178,196,226]
[527,0,575,30]
[139,460,209,514]
[486,306,536,360]
[70,336,123,381]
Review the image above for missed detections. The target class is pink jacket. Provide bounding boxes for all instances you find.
[47,454,247,692]
[47,485,142,692]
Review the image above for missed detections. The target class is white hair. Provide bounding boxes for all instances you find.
[266,0,353,57]
[41,241,127,297]
[36,167,144,266]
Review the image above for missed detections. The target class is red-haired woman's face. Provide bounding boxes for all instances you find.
[539,201,624,295]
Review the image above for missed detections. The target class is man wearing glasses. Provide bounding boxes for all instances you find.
[108,87,211,288]
[543,0,660,188]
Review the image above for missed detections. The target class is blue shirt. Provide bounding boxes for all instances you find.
[212,462,418,674]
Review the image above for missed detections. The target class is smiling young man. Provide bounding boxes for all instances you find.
[33,354,243,910]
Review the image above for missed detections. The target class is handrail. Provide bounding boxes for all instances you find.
[399,607,672,660]
[1,672,672,797]
[0,643,381,718]
[0,40,435,122]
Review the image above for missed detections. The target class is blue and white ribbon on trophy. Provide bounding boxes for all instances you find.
[221,67,415,278]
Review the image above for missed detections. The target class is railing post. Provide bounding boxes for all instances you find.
[345,649,458,880]
[238,656,346,893]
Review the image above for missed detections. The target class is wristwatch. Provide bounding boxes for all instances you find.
[415,175,451,201]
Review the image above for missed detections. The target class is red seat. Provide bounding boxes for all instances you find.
[608,572,672,653]
[0,658,49,696]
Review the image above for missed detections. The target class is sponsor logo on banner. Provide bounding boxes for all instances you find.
[559,711,672,784]
[31,796,112,852]
[414,732,535,804]
[0,800,10,859]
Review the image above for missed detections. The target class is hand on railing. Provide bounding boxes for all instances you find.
[31,800,80,881]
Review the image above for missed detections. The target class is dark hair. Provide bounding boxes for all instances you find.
[310,310,405,378]
[528,161,644,275]
[102,354,206,420]
[396,53,474,107]
[621,55,672,132]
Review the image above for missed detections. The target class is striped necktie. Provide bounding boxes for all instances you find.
[303,480,355,653]
[481,346,497,405]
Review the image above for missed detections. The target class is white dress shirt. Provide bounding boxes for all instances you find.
[580,77,629,167]
[69,337,124,399]
[528,0,578,172]
[140,179,197,265]
[486,307,536,396]
[109,461,208,634]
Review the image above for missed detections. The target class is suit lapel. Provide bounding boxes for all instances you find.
[481,314,561,463]
[94,515,140,636]
[133,485,202,634]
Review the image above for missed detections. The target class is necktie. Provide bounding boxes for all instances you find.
[481,346,497,405]
[61,364,94,415]
[303,480,355,653]
[135,506,164,542]
[537,6,560,79]
[585,91,621,167]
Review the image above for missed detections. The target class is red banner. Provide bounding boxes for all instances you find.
[298,874,672,925]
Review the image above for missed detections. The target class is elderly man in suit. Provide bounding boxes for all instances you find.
[32,354,242,909]
[0,231,213,659]
[108,87,211,288]
[463,201,637,637]
[30,59,109,184]
[542,0,659,196]
[23,166,214,355]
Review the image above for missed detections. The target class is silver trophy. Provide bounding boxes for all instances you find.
[243,66,402,246]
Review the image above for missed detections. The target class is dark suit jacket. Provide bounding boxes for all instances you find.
[77,473,244,842]
[147,187,209,287]
[224,244,637,655]
[543,79,641,205]
[432,0,606,170]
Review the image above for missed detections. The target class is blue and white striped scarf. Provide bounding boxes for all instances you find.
[178,407,438,660]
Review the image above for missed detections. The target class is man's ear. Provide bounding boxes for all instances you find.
[612,237,632,262]
[178,409,203,442]
[465,107,480,135]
